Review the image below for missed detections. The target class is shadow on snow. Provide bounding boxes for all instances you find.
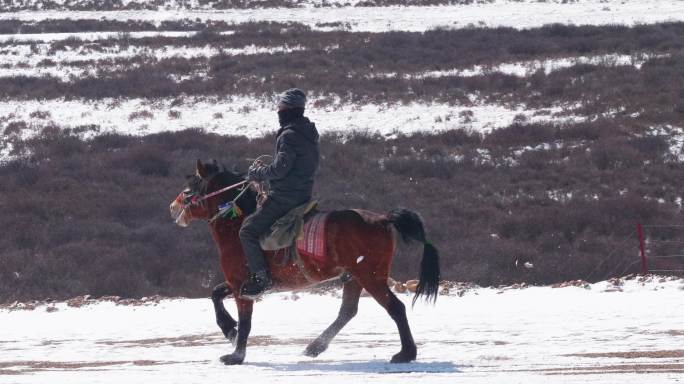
[248,360,461,374]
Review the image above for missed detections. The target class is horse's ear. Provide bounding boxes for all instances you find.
[196,159,208,178]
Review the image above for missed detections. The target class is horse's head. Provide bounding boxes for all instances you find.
[169,159,254,227]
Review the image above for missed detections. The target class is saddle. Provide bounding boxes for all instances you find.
[259,202,354,285]
[259,201,329,265]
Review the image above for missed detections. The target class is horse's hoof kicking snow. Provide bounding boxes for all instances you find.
[220,353,245,365]
[304,341,327,357]
[390,348,417,364]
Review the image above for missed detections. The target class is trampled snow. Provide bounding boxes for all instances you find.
[1,277,682,383]
[2,0,684,32]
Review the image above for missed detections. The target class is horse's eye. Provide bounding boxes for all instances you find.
[182,189,197,204]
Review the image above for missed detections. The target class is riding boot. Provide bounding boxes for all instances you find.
[240,270,273,300]
[238,196,301,300]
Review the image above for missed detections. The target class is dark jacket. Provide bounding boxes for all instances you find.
[253,116,319,203]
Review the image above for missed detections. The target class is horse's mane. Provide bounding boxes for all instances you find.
[202,162,257,216]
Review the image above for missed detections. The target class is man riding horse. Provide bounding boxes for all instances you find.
[170,92,439,362]
[239,88,320,299]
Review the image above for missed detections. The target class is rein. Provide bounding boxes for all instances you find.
[192,180,247,205]
[184,156,267,222]
[181,179,249,223]
[198,157,268,220]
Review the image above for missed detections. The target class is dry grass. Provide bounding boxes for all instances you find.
[1,21,683,302]
[1,123,682,302]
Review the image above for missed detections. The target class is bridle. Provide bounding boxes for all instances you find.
[179,156,270,223]
[181,177,248,223]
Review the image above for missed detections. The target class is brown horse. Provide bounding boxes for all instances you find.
[169,160,440,365]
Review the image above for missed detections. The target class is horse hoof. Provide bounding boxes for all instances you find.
[390,349,417,364]
[303,341,327,358]
[220,353,245,365]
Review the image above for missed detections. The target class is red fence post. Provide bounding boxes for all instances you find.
[637,222,648,275]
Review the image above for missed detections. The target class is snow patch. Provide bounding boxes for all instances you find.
[0,43,310,81]
[0,30,202,43]
[647,125,684,162]
[372,53,669,80]
[0,276,682,383]
[2,0,684,33]
[0,96,584,148]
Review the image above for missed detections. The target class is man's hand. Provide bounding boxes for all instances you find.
[247,165,265,182]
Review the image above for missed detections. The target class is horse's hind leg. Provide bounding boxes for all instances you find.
[361,279,417,363]
[211,282,238,342]
[304,280,362,357]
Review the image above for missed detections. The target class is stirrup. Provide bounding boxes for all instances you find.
[239,272,272,300]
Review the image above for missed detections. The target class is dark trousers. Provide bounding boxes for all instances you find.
[239,196,303,274]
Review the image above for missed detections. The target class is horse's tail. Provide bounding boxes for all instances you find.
[387,208,441,305]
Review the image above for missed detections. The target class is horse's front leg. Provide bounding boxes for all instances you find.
[220,298,253,365]
[211,282,238,343]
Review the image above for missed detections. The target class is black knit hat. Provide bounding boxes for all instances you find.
[278,88,306,109]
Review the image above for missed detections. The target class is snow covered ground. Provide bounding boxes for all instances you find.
[1,1,683,33]
[0,0,681,161]
[0,95,588,162]
[1,276,682,383]
[648,125,684,163]
[0,40,661,80]
[2,0,684,32]
[0,0,679,153]
[2,0,680,12]
[0,30,200,43]
[376,53,668,80]
[0,96,583,140]
[0,43,302,67]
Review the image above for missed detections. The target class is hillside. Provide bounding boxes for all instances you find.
[1,0,683,301]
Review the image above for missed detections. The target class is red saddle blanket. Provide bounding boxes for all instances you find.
[296,212,329,264]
